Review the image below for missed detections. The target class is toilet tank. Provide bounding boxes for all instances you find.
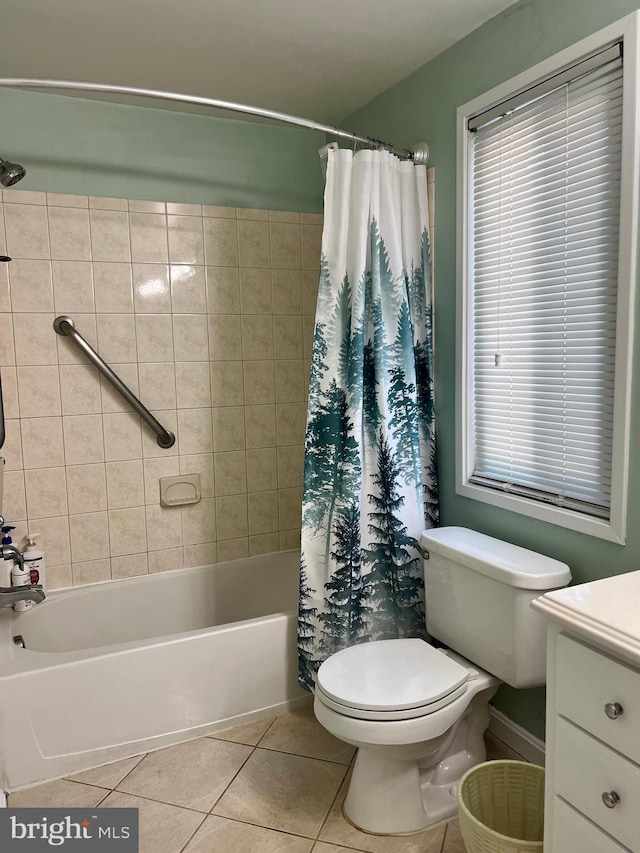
[420,527,571,689]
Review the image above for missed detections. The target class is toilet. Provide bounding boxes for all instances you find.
[313,526,571,835]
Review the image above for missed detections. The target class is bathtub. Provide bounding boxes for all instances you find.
[0,550,308,792]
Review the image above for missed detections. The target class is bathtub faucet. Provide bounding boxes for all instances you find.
[0,542,46,608]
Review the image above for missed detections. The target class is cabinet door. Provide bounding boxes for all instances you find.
[552,798,630,853]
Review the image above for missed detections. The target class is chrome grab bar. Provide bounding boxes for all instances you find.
[53,315,176,448]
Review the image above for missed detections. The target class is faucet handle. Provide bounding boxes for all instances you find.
[0,515,4,528]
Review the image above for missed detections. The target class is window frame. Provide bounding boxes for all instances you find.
[456,12,640,544]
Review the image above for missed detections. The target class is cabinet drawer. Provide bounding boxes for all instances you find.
[556,633,640,763]
[552,797,630,853]
[555,717,640,850]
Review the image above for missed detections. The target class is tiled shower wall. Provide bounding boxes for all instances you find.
[0,189,322,588]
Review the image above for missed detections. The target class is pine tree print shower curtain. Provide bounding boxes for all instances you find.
[298,147,438,691]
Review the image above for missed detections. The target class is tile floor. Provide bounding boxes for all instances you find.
[8,705,523,853]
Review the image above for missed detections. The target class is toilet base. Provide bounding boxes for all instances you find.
[341,686,496,835]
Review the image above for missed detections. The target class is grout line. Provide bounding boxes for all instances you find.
[176,811,209,853]
[313,762,349,842]
[207,743,257,814]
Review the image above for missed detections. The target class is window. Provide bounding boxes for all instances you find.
[456,14,639,543]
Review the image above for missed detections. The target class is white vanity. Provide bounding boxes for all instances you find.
[532,572,640,852]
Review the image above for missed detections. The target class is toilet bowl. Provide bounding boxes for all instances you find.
[314,638,499,834]
[313,526,572,835]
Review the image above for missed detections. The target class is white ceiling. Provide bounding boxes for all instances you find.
[0,0,519,124]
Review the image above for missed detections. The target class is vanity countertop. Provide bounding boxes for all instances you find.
[531,570,640,663]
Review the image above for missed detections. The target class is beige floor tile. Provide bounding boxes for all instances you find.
[66,754,146,789]
[213,748,347,838]
[101,791,205,853]
[184,814,314,853]
[9,779,108,808]
[259,707,355,764]
[211,716,276,746]
[117,737,253,813]
[313,843,365,853]
[318,774,446,853]
[484,733,524,762]
[441,818,466,853]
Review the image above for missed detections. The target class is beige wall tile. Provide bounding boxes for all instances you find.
[100,363,139,413]
[136,314,174,362]
[175,362,211,409]
[202,205,235,219]
[21,417,65,468]
[270,223,301,269]
[143,456,180,505]
[302,315,315,359]
[2,469,26,520]
[240,268,272,314]
[128,200,165,213]
[48,563,73,589]
[302,270,319,315]
[129,212,168,263]
[90,209,131,262]
[146,504,183,550]
[111,553,148,579]
[182,497,216,545]
[17,365,62,418]
[5,190,47,206]
[273,315,303,360]
[57,314,98,366]
[272,269,302,315]
[97,313,137,363]
[210,361,244,407]
[301,224,323,271]
[141,408,178,459]
[103,412,143,462]
[72,557,111,585]
[0,313,15,366]
[2,419,22,470]
[69,511,110,562]
[24,515,71,567]
[279,529,301,550]
[214,494,247,541]
[250,533,280,556]
[167,202,201,216]
[62,414,105,465]
[216,538,248,562]
[183,541,217,567]
[243,360,274,405]
[179,453,215,498]
[203,218,238,266]
[168,215,204,265]
[245,404,276,449]
[109,506,147,556]
[212,407,245,452]
[25,468,68,518]
[93,262,133,313]
[269,210,300,223]
[138,362,177,410]
[277,445,304,489]
[13,313,58,366]
[177,408,213,455]
[206,267,240,314]
[208,314,242,361]
[276,403,307,446]
[248,490,278,535]
[300,213,324,225]
[52,260,95,313]
[8,259,53,312]
[173,314,209,361]
[106,460,145,509]
[275,360,304,403]
[1,366,18,418]
[170,265,206,314]
[238,220,270,268]
[236,208,269,221]
[214,450,247,496]
[148,546,184,573]
[66,464,107,515]
[89,196,127,211]
[59,364,102,415]
[278,487,303,530]
[133,263,170,313]
[241,315,273,360]
[48,206,91,261]
[0,265,9,312]
[4,203,50,259]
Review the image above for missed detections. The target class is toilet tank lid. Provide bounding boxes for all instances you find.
[420,527,571,590]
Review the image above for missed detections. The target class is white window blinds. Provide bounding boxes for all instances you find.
[468,45,623,519]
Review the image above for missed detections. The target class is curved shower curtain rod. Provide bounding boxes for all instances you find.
[0,78,429,165]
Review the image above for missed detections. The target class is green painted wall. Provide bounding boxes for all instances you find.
[0,88,325,212]
[346,0,640,740]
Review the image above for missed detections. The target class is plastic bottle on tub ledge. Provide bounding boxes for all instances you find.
[23,532,46,593]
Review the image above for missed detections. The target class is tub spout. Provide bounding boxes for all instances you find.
[0,584,45,608]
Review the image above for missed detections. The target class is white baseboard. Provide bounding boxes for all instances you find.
[488,707,546,767]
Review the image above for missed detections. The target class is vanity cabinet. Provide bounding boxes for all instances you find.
[532,572,640,853]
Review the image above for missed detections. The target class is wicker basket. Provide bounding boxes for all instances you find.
[457,760,545,853]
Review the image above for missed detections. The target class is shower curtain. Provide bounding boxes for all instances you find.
[298,147,438,691]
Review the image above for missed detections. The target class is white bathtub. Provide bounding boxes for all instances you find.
[0,550,307,791]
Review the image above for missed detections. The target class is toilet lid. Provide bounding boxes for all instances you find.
[316,639,469,712]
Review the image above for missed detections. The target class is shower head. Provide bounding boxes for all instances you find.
[0,158,26,188]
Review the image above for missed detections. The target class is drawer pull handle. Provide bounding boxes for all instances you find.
[602,791,621,809]
[604,702,624,719]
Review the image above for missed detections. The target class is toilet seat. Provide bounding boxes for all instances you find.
[316,638,470,722]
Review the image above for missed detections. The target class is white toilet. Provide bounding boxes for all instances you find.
[313,526,571,835]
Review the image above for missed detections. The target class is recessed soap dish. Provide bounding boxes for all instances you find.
[159,474,201,507]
